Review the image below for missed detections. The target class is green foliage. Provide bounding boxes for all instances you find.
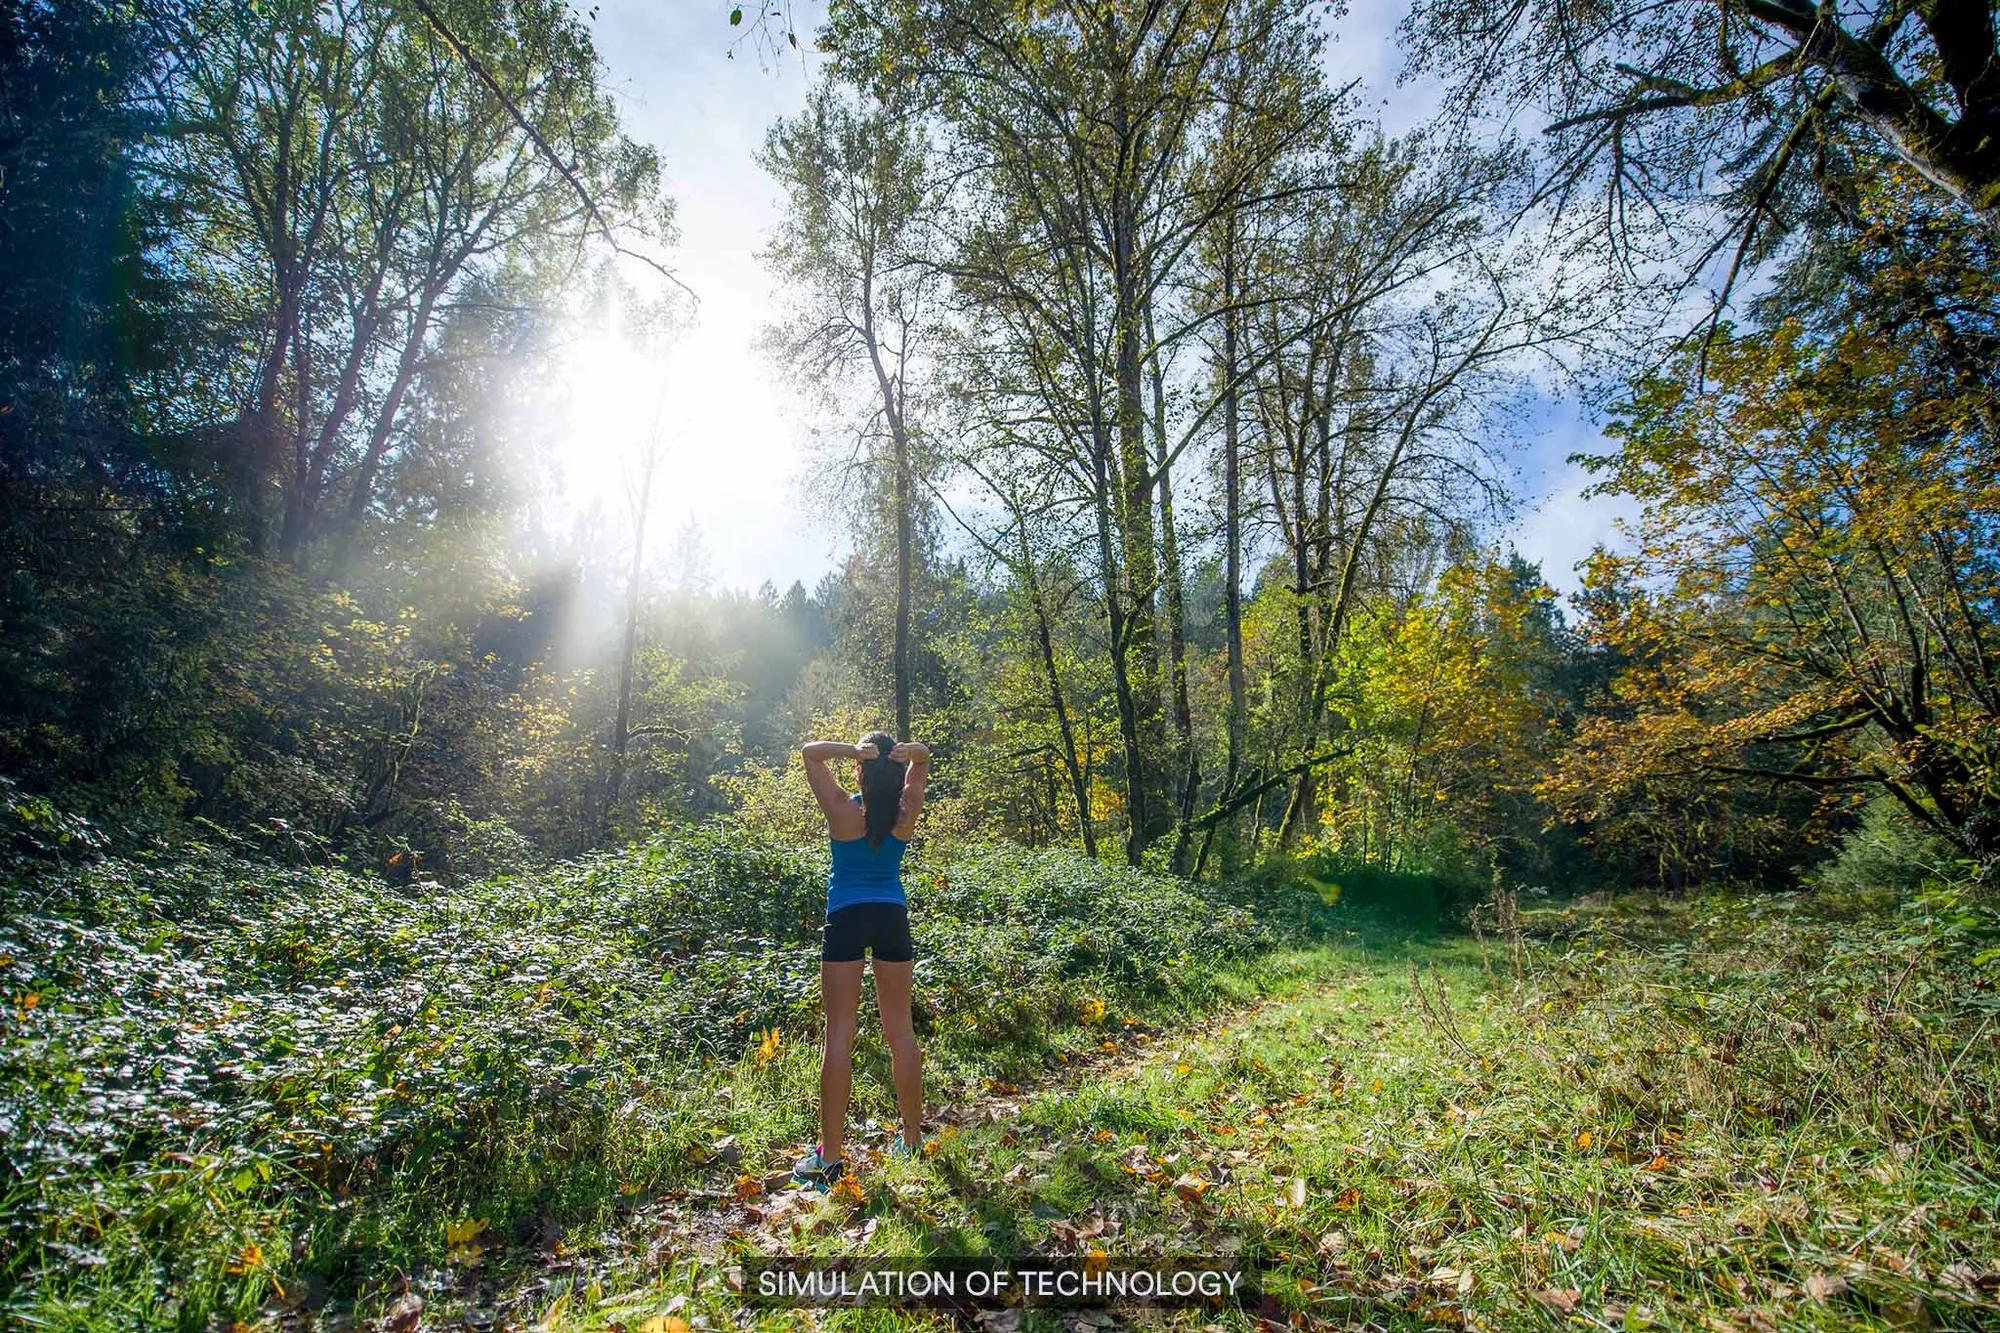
[0,825,1337,1324]
[918,843,1320,1011]
[1558,173,2000,875]
[1239,846,1484,931]
[1812,797,1967,898]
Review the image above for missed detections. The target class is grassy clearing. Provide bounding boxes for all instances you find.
[500,888,1999,1333]
[7,828,1997,1331]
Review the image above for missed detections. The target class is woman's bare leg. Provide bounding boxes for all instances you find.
[818,960,865,1162]
[870,959,924,1148]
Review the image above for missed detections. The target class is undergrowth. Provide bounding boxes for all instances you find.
[0,824,1346,1328]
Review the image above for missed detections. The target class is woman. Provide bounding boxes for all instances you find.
[792,731,929,1189]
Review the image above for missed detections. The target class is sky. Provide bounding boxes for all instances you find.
[555,0,1636,598]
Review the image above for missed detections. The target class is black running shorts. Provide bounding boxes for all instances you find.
[823,901,914,963]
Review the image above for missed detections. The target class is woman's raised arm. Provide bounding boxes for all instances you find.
[889,741,928,837]
[803,739,872,819]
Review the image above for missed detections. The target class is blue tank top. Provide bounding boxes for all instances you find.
[827,796,908,917]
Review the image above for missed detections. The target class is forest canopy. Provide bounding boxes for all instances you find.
[0,0,1993,893]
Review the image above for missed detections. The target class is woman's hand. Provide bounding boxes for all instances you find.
[854,739,881,761]
[890,741,929,764]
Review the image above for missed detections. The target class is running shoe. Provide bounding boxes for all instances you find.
[792,1144,847,1191]
[888,1138,921,1160]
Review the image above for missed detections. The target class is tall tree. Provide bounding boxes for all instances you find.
[1554,177,2000,862]
[828,0,1336,862]
[761,81,940,737]
[153,0,671,563]
[1188,131,1557,848]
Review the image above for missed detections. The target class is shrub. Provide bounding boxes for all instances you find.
[1810,796,1966,896]
[1233,846,1483,930]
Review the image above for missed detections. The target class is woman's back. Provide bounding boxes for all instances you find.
[828,819,908,914]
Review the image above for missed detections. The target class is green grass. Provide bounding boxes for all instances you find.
[496,888,1999,1333]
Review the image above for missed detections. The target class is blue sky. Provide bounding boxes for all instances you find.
[560,1,1635,598]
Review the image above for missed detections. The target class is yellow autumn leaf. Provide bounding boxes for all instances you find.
[1575,1130,1593,1150]
[732,1173,764,1201]
[225,1243,263,1274]
[831,1173,864,1204]
[637,1319,691,1333]
[443,1217,488,1246]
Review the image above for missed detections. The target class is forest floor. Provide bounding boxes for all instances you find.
[356,891,2000,1333]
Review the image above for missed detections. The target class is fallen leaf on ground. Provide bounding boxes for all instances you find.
[442,1218,487,1246]
[384,1293,423,1333]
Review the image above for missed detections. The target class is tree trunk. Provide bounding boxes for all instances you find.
[1279,364,1320,846]
[859,270,914,738]
[601,435,661,840]
[1090,402,1150,867]
[1015,516,1096,857]
[893,397,913,739]
[1110,78,1167,860]
[1195,215,1249,878]
[343,281,440,533]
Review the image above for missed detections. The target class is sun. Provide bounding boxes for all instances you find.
[556,324,668,521]
[544,277,815,589]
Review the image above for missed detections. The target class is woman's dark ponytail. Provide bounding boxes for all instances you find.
[858,730,905,849]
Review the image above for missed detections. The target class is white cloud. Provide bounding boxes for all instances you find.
[1508,460,1640,595]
